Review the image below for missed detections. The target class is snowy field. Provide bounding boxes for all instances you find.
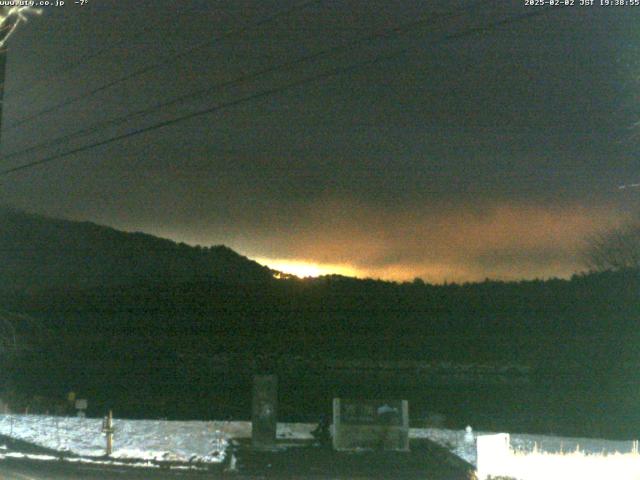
[0,415,318,464]
[0,413,637,472]
[411,427,639,467]
[0,414,232,463]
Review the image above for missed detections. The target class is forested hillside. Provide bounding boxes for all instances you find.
[2,209,639,436]
[0,207,274,292]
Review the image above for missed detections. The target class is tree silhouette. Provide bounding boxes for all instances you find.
[584,220,640,271]
[0,308,47,360]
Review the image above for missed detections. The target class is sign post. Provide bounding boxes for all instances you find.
[74,399,88,418]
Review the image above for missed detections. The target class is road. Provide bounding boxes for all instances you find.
[0,438,473,479]
[0,457,219,479]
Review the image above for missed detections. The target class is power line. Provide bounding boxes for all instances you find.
[3,0,322,131]
[0,6,556,177]
[0,6,558,179]
[0,18,151,101]
[0,0,494,163]
[0,5,236,97]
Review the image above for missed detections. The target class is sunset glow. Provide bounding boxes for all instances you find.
[255,258,357,279]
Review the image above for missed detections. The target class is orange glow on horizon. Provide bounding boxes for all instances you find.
[254,258,358,279]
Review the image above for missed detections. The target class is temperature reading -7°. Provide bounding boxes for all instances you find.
[75,0,88,5]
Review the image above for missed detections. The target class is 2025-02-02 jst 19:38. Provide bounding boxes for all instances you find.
[526,0,640,5]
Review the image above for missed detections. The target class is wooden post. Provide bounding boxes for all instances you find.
[106,410,113,456]
[102,410,114,456]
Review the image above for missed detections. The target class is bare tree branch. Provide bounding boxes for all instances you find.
[0,308,47,358]
[583,222,640,272]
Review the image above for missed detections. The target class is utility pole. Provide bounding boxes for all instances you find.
[0,7,41,143]
[0,8,12,142]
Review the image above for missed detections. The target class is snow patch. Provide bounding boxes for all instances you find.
[0,414,635,470]
[410,427,639,468]
[0,414,228,463]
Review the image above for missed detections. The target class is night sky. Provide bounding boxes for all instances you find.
[1,0,639,282]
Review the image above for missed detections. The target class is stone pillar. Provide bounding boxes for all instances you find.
[252,374,278,449]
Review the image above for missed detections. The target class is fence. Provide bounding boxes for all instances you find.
[476,433,640,480]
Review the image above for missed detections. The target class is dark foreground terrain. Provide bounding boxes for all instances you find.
[4,209,640,438]
[0,438,474,479]
[0,458,211,480]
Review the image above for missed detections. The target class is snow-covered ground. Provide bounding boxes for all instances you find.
[412,427,639,467]
[0,414,321,464]
[0,414,636,470]
[0,414,230,463]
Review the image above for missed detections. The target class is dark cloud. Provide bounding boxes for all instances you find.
[233,199,623,282]
[1,1,638,281]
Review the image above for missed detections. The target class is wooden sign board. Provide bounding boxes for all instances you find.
[333,398,409,451]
